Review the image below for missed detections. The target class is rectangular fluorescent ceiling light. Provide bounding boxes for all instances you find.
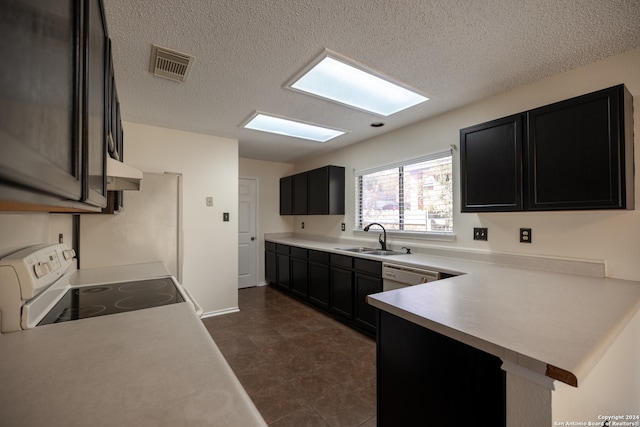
[242,112,346,142]
[286,49,429,117]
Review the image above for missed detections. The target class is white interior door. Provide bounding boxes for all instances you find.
[238,178,258,288]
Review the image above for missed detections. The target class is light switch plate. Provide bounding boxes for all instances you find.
[223,212,229,221]
[206,196,213,207]
[473,227,488,241]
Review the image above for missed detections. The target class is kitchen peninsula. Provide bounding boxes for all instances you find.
[265,234,640,426]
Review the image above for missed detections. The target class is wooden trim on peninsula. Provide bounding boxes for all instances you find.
[546,364,578,387]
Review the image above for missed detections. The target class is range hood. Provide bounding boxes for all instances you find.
[106,157,143,191]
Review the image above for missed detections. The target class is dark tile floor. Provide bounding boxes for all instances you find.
[202,285,377,426]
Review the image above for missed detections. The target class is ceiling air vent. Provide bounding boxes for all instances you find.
[149,44,194,82]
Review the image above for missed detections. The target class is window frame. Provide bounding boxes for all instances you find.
[354,149,454,240]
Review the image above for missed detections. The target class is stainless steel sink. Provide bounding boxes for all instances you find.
[363,249,398,255]
[336,247,400,255]
[336,247,377,253]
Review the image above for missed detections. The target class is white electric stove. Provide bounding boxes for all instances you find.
[0,243,202,334]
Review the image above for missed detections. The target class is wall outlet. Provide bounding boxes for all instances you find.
[341,223,346,231]
[473,227,488,241]
[520,228,532,243]
[301,222,305,229]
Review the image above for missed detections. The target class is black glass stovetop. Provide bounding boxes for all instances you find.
[38,277,185,326]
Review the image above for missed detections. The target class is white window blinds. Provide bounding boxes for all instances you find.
[355,150,453,233]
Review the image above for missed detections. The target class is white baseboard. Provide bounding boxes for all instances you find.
[200,306,239,319]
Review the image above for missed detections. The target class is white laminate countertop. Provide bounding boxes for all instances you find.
[0,303,267,427]
[266,235,640,387]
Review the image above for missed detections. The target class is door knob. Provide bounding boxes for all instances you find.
[251,237,255,241]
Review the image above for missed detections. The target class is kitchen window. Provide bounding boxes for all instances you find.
[355,150,453,235]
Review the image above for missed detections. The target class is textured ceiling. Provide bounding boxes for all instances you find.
[103,0,640,163]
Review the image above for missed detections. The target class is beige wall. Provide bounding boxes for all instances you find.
[291,47,640,281]
[122,122,239,315]
[0,213,74,258]
[239,157,294,284]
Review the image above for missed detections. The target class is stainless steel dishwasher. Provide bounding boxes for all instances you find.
[382,262,441,291]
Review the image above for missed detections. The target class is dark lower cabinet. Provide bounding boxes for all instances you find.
[354,273,382,333]
[275,244,290,291]
[265,244,276,285]
[330,253,354,319]
[265,241,382,336]
[353,258,382,334]
[308,251,330,309]
[290,247,308,298]
[377,310,506,426]
[330,266,354,319]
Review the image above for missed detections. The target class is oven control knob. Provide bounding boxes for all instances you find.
[33,262,52,278]
[63,249,76,260]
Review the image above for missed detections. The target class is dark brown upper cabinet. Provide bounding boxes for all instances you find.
[308,165,345,215]
[460,84,634,212]
[526,85,633,210]
[0,0,84,202]
[279,175,293,215]
[103,39,123,214]
[81,0,108,208]
[460,114,524,212]
[292,173,308,215]
[0,0,120,213]
[279,166,345,216]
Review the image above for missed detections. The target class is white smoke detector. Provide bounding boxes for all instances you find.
[149,44,194,82]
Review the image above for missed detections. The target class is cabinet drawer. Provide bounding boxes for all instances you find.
[276,244,290,254]
[354,258,382,276]
[308,250,330,263]
[290,246,308,258]
[331,253,353,268]
[265,241,276,252]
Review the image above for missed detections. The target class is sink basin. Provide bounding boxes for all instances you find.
[364,249,399,256]
[336,247,377,253]
[336,247,400,256]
